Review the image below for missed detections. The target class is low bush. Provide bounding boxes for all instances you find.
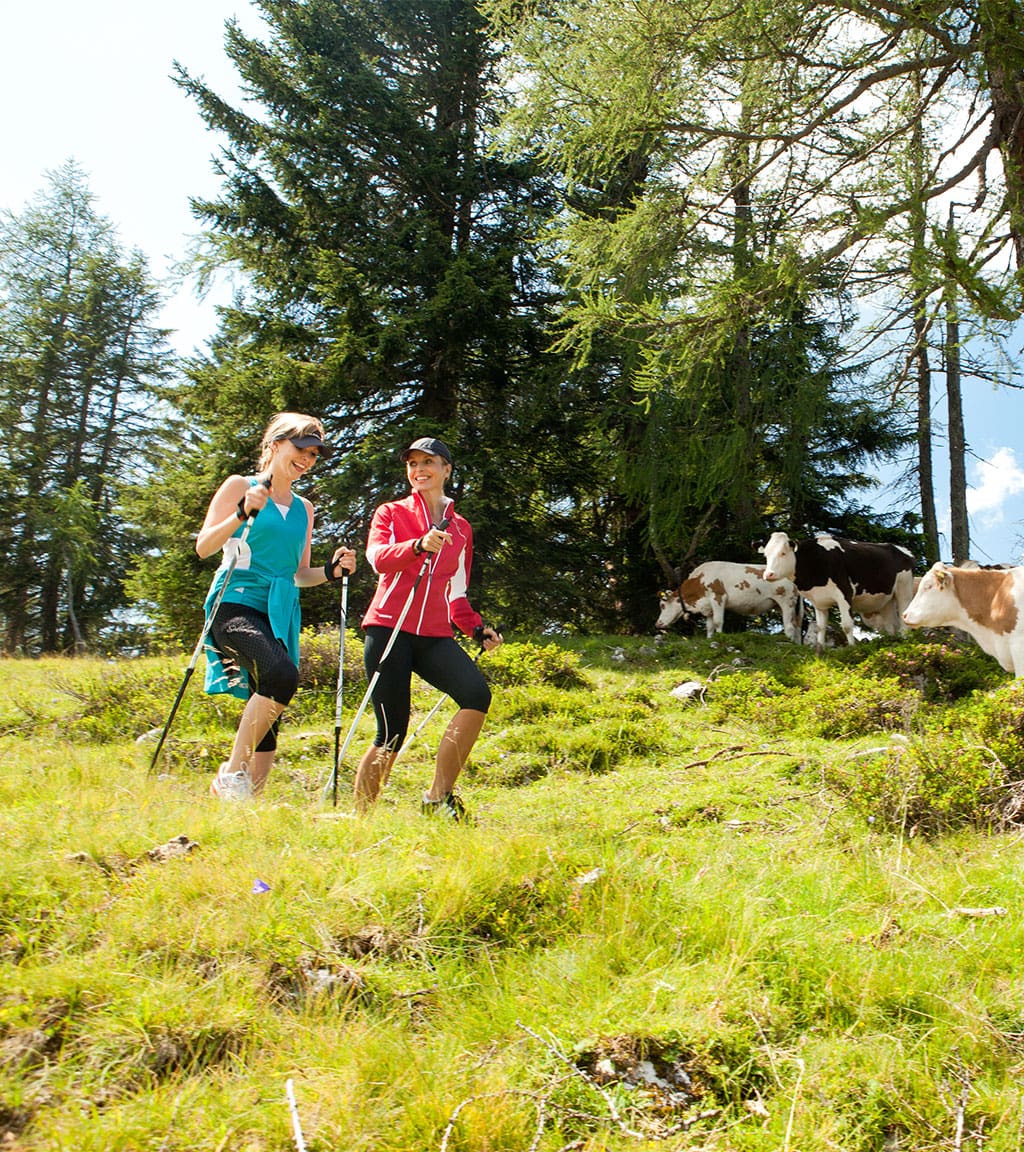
[54,664,232,743]
[482,641,589,689]
[792,664,920,738]
[297,626,364,690]
[490,683,583,723]
[944,679,1024,774]
[700,663,920,739]
[824,736,1008,833]
[837,636,1008,702]
[42,630,368,743]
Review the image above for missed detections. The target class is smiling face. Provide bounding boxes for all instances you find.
[258,412,329,472]
[272,437,320,482]
[405,449,451,494]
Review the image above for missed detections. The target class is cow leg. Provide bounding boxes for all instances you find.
[835,598,858,645]
[892,569,915,634]
[812,605,829,653]
[778,598,798,642]
[709,597,726,637]
[875,602,900,635]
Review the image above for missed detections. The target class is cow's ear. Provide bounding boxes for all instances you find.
[934,563,950,588]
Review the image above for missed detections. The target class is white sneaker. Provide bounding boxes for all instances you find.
[210,762,254,801]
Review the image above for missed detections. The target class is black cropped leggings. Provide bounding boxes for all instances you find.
[211,603,299,752]
[363,627,491,752]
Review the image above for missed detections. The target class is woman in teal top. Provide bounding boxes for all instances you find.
[196,412,356,800]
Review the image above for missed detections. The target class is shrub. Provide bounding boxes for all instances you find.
[594,685,657,722]
[792,664,920,738]
[439,871,582,947]
[483,642,589,689]
[298,626,364,690]
[478,750,552,787]
[52,631,367,743]
[490,684,582,723]
[948,680,1024,773]
[540,717,654,773]
[838,637,1008,703]
[824,736,1007,833]
[701,664,920,739]
[55,664,232,743]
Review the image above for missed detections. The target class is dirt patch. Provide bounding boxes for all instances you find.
[67,834,199,878]
[333,925,407,960]
[266,956,369,1006]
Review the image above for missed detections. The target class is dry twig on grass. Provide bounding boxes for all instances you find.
[679,742,799,774]
[438,1088,548,1152]
[516,1020,645,1140]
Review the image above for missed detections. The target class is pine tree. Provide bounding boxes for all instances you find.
[0,163,170,653]
[136,0,603,640]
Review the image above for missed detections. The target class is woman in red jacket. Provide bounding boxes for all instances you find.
[355,437,502,819]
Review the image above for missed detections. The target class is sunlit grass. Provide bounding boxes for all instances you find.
[3,633,1024,1149]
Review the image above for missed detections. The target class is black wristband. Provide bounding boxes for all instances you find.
[413,537,424,555]
[473,624,486,646]
[324,557,340,583]
[236,498,247,522]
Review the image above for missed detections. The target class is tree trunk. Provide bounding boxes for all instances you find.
[980,0,1024,285]
[944,209,969,563]
[730,119,756,538]
[910,105,940,564]
[64,551,86,655]
[915,311,939,564]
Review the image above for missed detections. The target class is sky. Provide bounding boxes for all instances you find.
[3,0,1024,566]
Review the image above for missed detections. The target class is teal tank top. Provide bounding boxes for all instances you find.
[202,479,309,698]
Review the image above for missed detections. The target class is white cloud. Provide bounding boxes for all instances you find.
[967,448,1024,525]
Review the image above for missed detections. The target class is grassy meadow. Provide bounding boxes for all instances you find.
[2,628,1024,1151]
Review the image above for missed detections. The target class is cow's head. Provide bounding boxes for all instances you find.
[655,590,685,630]
[902,562,952,629]
[760,531,795,582]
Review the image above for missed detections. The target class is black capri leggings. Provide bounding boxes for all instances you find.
[211,603,300,752]
[363,627,491,751]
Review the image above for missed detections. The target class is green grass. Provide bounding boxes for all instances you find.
[2,631,1024,1149]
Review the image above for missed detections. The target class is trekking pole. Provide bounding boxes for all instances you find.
[148,478,270,774]
[285,1079,307,1152]
[320,518,449,805]
[330,571,349,808]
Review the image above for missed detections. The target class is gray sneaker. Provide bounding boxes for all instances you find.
[211,762,254,801]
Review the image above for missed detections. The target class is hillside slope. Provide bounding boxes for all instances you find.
[2,632,1023,1150]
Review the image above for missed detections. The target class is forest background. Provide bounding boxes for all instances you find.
[3,0,1024,657]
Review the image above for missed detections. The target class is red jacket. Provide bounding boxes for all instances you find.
[360,492,483,638]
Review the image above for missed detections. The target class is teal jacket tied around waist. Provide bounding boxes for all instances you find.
[202,481,309,699]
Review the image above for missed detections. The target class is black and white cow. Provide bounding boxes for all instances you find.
[760,531,915,649]
[655,560,801,641]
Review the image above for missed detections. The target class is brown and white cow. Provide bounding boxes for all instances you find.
[656,560,801,641]
[902,562,1024,676]
[760,531,915,650]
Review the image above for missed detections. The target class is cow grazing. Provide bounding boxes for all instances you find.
[760,531,915,649]
[655,561,801,641]
[902,562,1024,675]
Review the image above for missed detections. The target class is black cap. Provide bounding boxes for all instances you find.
[290,432,333,459]
[401,437,452,465]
